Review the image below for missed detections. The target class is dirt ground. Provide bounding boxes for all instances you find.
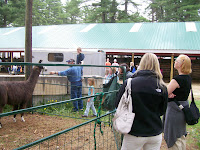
[0,114,84,149]
[0,83,200,150]
[0,114,199,150]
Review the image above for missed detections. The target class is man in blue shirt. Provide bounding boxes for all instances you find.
[50,59,83,112]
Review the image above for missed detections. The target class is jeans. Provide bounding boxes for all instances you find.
[71,81,83,111]
[84,100,97,116]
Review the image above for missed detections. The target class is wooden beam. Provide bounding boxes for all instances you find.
[170,54,174,81]
[11,52,13,69]
[132,53,134,62]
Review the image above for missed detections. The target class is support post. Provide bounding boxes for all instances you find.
[170,54,174,81]
[25,0,33,80]
[132,53,134,63]
[11,52,13,69]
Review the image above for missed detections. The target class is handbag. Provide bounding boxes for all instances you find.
[174,89,200,125]
[112,78,135,134]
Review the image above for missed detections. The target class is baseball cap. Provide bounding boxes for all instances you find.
[66,59,75,63]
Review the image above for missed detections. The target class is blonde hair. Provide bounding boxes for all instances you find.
[130,62,134,66]
[177,54,192,74]
[77,47,82,52]
[138,53,165,86]
[88,78,95,86]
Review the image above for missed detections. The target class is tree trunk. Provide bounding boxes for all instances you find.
[110,0,116,23]
[125,0,128,15]
[3,0,8,27]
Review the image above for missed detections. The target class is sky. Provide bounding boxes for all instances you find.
[61,0,151,19]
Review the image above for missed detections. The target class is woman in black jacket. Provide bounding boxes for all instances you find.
[115,53,168,150]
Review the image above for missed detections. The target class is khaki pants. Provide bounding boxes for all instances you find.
[169,135,186,150]
[121,133,162,150]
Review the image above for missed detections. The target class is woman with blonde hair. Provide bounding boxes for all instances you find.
[164,54,192,150]
[116,53,168,150]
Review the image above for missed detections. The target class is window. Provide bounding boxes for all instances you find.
[48,53,63,62]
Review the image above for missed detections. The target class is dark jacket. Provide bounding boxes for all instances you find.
[76,53,85,64]
[115,70,168,137]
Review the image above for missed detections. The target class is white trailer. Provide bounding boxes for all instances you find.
[32,49,106,77]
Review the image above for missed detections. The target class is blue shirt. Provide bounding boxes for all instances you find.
[58,66,82,85]
[88,85,95,101]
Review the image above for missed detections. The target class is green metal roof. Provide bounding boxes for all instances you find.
[0,22,200,54]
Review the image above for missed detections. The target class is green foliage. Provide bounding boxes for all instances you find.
[44,0,64,25]
[32,0,48,26]
[1,0,199,27]
[148,0,200,22]
[64,0,82,24]
[0,0,26,27]
[117,11,149,23]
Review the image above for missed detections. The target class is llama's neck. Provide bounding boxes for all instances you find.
[27,68,40,87]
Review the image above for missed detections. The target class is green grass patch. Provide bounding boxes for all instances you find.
[2,104,12,113]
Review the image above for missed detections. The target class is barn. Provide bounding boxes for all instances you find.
[0,22,200,81]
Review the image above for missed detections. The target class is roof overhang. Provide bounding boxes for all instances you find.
[0,48,200,56]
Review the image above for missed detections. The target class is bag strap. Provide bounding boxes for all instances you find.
[174,87,194,110]
[174,99,184,110]
[125,78,132,94]
[116,78,132,110]
[191,88,195,103]
[126,78,132,112]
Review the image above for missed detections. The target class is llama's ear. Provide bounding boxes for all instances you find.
[39,60,43,63]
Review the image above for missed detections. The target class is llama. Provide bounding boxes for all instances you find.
[0,60,44,128]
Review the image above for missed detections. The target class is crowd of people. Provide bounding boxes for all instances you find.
[50,47,193,150]
[114,54,192,150]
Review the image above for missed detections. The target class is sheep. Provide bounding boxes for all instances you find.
[0,60,44,128]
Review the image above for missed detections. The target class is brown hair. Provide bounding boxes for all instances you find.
[120,63,130,73]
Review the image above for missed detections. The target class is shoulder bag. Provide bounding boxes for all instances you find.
[112,78,135,134]
[174,89,200,125]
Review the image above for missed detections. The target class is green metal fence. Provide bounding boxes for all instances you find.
[0,62,124,150]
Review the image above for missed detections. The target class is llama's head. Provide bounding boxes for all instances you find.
[34,60,47,73]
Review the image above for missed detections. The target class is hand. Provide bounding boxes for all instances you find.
[168,93,176,98]
[50,71,56,75]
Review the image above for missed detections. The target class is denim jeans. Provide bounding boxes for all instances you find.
[71,81,83,111]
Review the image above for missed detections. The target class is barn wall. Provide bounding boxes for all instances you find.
[160,59,200,82]
[107,55,200,83]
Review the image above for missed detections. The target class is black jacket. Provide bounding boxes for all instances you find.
[76,53,85,64]
[115,70,168,137]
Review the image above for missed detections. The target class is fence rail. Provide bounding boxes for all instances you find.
[0,62,123,149]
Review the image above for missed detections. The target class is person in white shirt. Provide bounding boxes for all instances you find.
[112,59,119,72]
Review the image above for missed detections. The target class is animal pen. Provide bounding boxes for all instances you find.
[0,62,123,150]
